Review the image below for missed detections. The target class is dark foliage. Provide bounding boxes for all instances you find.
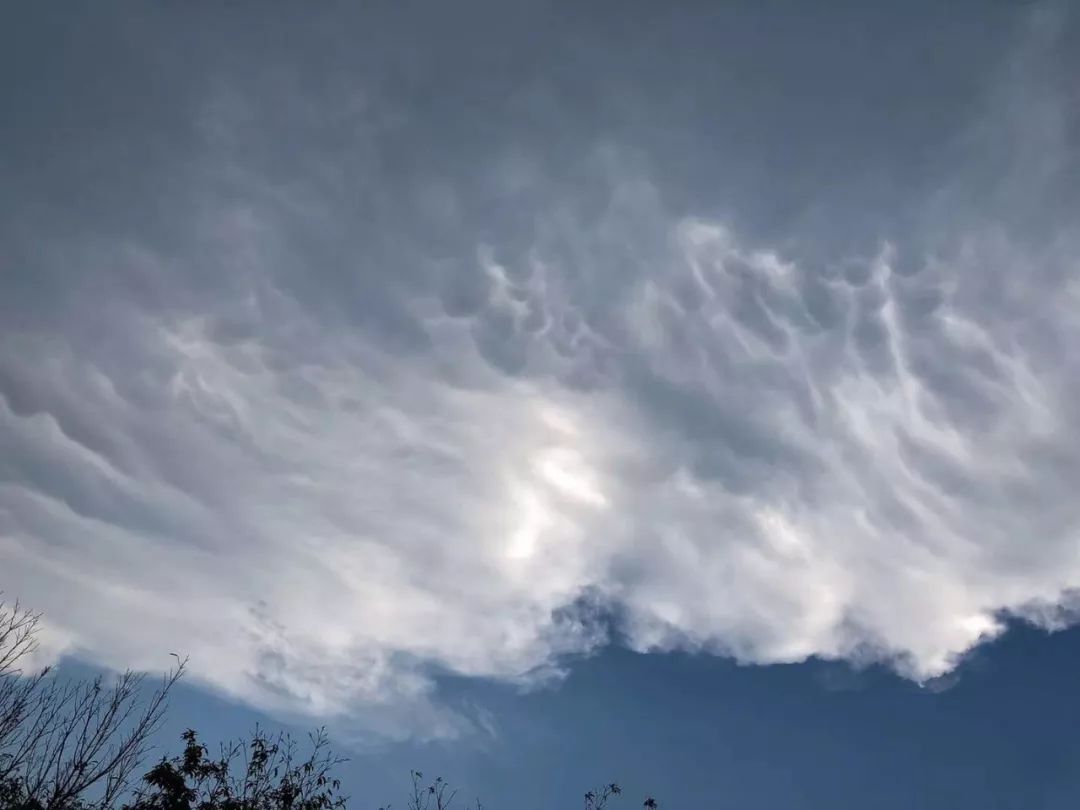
[127,727,345,810]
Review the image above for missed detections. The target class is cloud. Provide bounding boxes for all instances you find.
[1,2,1078,740]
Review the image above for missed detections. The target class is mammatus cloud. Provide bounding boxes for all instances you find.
[1,3,1078,739]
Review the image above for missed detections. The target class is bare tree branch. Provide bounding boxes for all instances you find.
[1,598,185,810]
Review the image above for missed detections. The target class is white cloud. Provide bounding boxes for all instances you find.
[2,1,1079,742]
[4,179,1079,736]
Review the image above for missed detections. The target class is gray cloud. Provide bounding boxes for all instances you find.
[1,3,1078,739]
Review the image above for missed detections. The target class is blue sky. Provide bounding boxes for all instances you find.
[3,2,1080,807]
[117,622,1080,808]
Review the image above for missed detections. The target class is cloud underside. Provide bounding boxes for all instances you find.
[2,5,1079,740]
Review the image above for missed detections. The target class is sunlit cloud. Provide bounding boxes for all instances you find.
[1,1,1078,741]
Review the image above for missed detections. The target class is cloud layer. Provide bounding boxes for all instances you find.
[2,3,1079,739]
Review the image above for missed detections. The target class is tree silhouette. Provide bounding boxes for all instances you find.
[0,599,184,810]
[1,599,659,810]
[584,782,621,810]
[127,727,345,810]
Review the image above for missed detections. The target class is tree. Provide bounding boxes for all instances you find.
[1,599,659,810]
[583,782,622,810]
[0,599,184,810]
[127,727,345,810]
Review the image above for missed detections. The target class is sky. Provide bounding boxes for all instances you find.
[2,1,1080,807]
